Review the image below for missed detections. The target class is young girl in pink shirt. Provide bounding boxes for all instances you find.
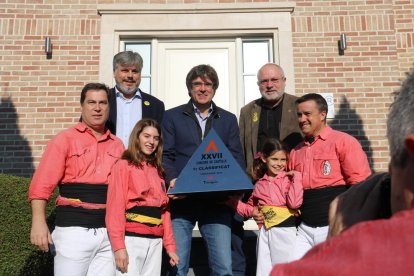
[106,119,179,275]
[231,138,303,276]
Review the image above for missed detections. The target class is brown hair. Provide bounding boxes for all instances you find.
[250,138,289,181]
[121,119,164,177]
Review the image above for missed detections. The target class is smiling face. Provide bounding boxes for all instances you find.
[113,64,141,98]
[189,76,216,110]
[257,64,286,104]
[80,89,109,135]
[138,126,160,157]
[297,99,327,138]
[262,150,288,177]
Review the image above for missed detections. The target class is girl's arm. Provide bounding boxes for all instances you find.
[105,160,129,252]
[161,204,177,257]
[285,170,303,209]
[235,193,257,218]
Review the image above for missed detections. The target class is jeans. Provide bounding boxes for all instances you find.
[169,206,233,276]
[231,213,246,276]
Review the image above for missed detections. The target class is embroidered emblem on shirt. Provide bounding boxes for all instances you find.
[323,160,331,176]
[144,101,150,106]
[252,112,258,123]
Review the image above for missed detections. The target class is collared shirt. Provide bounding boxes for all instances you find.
[28,122,125,201]
[193,103,213,137]
[236,171,303,218]
[288,126,371,190]
[115,87,142,147]
[271,207,414,275]
[106,160,176,253]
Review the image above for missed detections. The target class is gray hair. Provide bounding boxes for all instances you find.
[113,51,143,72]
[256,63,285,80]
[387,70,414,168]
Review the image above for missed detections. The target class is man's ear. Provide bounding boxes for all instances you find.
[405,134,414,157]
[320,110,327,122]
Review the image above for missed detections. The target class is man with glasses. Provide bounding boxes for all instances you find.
[162,64,245,276]
[237,64,302,272]
[239,63,302,175]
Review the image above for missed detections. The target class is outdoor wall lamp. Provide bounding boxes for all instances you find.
[338,33,347,56]
[45,37,52,59]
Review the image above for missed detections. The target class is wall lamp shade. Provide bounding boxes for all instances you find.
[338,33,347,55]
[45,37,52,57]
[340,33,347,50]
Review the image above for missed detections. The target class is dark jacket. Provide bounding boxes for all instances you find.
[162,100,246,185]
[239,93,302,174]
[106,88,165,134]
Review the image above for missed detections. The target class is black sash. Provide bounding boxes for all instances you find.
[300,185,348,227]
[55,183,107,228]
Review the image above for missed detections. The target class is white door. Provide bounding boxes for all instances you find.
[152,40,238,114]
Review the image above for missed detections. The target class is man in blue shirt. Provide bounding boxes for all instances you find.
[107,51,164,147]
[162,64,245,276]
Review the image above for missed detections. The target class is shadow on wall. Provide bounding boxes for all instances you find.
[329,96,375,173]
[0,97,34,177]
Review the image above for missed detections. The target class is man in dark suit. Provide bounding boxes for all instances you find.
[106,51,165,147]
[162,64,245,276]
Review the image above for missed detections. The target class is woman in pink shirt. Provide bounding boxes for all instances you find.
[106,119,179,275]
[231,138,303,276]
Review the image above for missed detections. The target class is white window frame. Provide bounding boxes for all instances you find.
[98,3,296,102]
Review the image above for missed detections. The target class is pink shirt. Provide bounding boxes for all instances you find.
[28,123,124,201]
[288,126,371,189]
[271,208,414,275]
[106,159,176,253]
[236,172,303,218]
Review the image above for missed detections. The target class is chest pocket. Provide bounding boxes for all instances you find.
[67,147,91,175]
[99,149,121,177]
[312,153,340,179]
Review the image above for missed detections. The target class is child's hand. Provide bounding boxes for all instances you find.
[252,206,265,224]
[168,252,180,266]
[285,170,297,177]
[115,248,129,273]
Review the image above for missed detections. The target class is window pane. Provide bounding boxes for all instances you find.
[125,44,151,75]
[242,40,271,104]
[242,41,270,74]
[140,77,151,94]
[244,75,260,105]
[125,43,151,93]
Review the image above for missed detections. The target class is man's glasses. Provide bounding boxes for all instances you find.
[192,82,213,89]
[258,78,285,86]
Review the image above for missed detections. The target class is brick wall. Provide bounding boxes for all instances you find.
[1,0,413,177]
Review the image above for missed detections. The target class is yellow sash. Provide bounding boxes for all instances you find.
[261,206,299,229]
[125,213,162,226]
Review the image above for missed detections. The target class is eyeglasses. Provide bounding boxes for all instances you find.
[258,78,285,86]
[192,82,213,89]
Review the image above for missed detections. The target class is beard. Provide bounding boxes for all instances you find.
[261,90,284,102]
[116,83,138,96]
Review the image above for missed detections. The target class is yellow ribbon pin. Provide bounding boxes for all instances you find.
[144,101,150,106]
[252,112,258,123]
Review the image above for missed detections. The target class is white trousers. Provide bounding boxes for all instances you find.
[116,236,163,276]
[52,226,115,276]
[291,223,328,261]
[256,226,297,276]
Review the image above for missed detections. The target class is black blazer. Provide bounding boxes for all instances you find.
[106,88,165,134]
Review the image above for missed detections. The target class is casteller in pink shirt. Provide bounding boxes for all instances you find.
[289,126,371,189]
